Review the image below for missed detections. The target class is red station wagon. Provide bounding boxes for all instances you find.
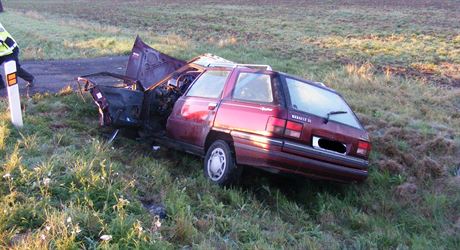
[78,37,371,185]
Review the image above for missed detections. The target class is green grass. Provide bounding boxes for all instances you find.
[0,0,459,249]
[3,0,460,85]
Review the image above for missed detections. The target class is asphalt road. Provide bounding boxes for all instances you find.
[0,56,129,96]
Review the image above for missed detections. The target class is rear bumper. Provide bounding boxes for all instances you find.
[231,131,368,182]
[283,141,369,170]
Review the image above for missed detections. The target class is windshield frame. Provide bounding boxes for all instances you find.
[279,73,364,130]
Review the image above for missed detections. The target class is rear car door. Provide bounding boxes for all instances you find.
[166,69,231,147]
[213,69,287,166]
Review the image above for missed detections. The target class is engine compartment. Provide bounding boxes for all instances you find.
[140,70,200,133]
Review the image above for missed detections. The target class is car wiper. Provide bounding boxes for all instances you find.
[324,110,347,124]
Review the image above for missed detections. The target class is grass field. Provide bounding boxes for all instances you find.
[1,0,459,249]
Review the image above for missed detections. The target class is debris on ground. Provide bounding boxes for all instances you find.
[143,202,167,219]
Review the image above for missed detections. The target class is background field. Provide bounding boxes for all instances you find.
[0,0,459,249]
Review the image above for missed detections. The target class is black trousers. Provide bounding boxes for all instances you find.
[0,47,34,87]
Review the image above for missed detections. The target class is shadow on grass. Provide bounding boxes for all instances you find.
[239,166,350,210]
[108,131,357,221]
[157,144,351,209]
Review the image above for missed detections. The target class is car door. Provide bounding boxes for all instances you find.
[214,69,286,135]
[213,70,287,165]
[166,69,231,147]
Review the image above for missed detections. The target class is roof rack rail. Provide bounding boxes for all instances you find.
[315,81,326,87]
[207,62,272,71]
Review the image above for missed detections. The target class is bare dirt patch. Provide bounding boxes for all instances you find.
[381,64,460,88]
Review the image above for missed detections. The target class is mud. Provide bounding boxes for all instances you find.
[378,159,405,175]
[394,182,418,201]
[380,64,460,88]
[340,59,460,88]
[415,157,446,179]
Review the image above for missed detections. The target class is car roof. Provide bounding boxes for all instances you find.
[189,54,272,71]
[189,54,236,67]
[188,55,330,91]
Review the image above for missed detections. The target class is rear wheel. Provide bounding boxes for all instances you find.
[204,140,240,185]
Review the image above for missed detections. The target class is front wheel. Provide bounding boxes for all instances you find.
[204,140,241,186]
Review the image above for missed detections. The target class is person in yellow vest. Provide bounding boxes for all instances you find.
[0,22,34,89]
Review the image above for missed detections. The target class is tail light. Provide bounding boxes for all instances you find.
[284,121,303,138]
[266,117,286,135]
[357,140,371,156]
[266,117,303,138]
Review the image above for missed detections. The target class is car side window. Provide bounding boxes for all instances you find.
[233,72,273,103]
[186,70,230,98]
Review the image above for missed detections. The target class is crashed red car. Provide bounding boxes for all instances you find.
[78,37,371,185]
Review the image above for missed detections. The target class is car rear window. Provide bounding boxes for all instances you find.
[285,77,362,129]
[186,70,230,98]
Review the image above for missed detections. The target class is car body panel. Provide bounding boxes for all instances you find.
[284,110,369,165]
[214,68,287,136]
[232,138,368,182]
[166,69,232,148]
[126,36,186,89]
[89,85,144,127]
[166,96,219,147]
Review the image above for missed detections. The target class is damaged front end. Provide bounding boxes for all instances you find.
[77,36,186,129]
[87,84,144,127]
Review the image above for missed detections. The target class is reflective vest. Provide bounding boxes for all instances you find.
[0,23,17,57]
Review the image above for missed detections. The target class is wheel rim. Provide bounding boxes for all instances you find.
[207,147,226,181]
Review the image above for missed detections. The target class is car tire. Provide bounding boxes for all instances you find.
[204,140,241,186]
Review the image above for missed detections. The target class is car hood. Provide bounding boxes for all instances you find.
[126,36,186,89]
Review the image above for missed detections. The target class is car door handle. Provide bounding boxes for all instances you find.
[260,107,273,112]
[208,102,218,110]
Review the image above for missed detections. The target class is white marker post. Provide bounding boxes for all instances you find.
[2,60,23,127]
